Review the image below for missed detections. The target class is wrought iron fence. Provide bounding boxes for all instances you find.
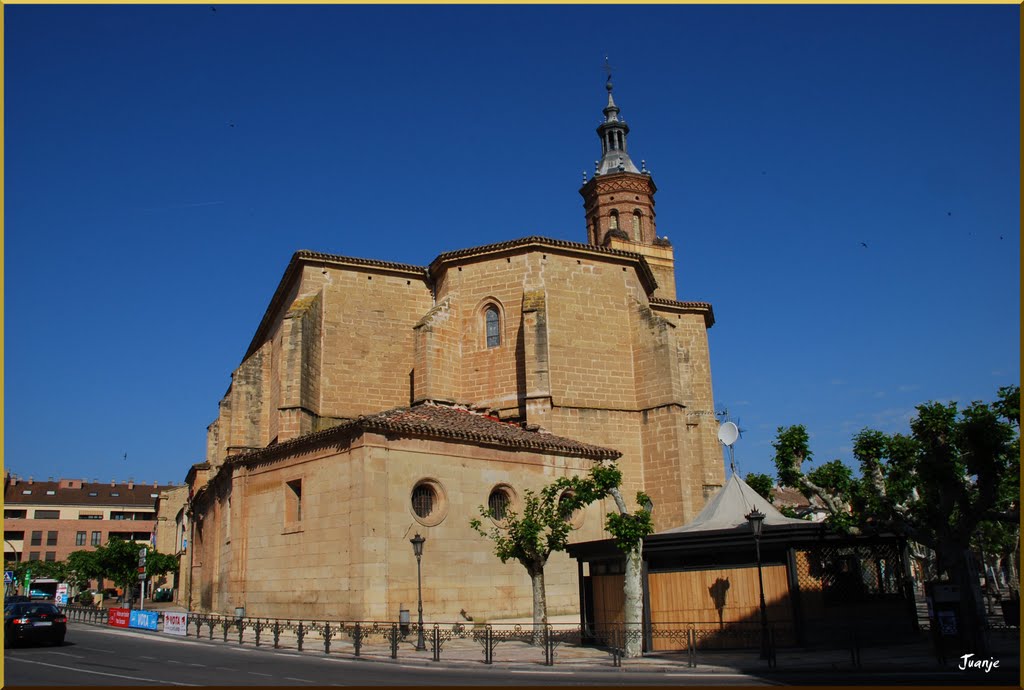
[58,605,992,670]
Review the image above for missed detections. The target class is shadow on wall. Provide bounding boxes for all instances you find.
[708,577,730,627]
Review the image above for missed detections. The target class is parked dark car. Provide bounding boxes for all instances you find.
[4,602,67,647]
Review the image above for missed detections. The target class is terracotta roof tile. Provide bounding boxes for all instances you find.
[229,402,621,468]
[3,480,178,507]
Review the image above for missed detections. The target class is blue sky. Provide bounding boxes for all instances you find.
[4,5,1019,488]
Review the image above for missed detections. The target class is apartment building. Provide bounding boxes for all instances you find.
[3,475,181,563]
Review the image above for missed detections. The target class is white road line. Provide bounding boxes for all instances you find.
[6,657,199,686]
[248,672,272,676]
[47,651,86,659]
[167,659,184,664]
[139,655,158,660]
[215,666,235,671]
[187,663,206,667]
[284,677,315,683]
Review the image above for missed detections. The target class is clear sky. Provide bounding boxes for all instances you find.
[4,5,1019,489]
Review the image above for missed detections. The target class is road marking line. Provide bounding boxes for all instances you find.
[187,663,205,667]
[139,655,158,660]
[215,666,235,671]
[248,672,272,676]
[284,677,314,683]
[5,657,199,686]
[167,659,183,664]
[47,651,86,659]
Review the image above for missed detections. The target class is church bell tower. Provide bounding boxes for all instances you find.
[579,74,677,299]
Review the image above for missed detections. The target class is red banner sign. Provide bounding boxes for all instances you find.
[108,607,130,628]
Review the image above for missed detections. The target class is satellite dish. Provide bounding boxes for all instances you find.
[718,421,740,447]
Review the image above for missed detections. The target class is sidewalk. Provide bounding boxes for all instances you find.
[69,609,1021,677]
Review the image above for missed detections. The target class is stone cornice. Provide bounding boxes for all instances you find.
[224,402,621,475]
[428,235,659,295]
[649,298,715,328]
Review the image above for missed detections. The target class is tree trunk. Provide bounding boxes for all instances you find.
[527,562,547,645]
[622,543,644,658]
[946,546,990,657]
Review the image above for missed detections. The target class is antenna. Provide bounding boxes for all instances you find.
[718,421,740,474]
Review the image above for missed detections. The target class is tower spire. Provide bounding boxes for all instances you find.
[579,68,676,299]
[595,63,639,176]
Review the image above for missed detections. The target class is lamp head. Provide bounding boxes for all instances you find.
[745,508,765,539]
[410,532,425,557]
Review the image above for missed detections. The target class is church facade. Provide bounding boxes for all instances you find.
[185,79,725,622]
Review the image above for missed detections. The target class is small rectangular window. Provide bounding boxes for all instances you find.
[285,479,302,524]
[3,531,24,541]
[79,513,102,520]
[111,492,120,497]
[4,510,26,519]
[88,492,98,497]
[44,551,56,562]
[30,531,42,546]
[91,531,102,546]
[76,531,87,546]
[21,490,32,495]
[33,510,60,520]
[28,551,40,561]
[46,531,58,546]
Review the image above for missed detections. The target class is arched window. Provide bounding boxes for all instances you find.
[488,487,511,520]
[632,210,642,240]
[485,306,500,348]
[609,210,619,230]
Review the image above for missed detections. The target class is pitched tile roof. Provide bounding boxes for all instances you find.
[229,401,621,468]
[3,479,179,507]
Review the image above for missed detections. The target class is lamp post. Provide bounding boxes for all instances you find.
[410,533,426,651]
[745,508,769,660]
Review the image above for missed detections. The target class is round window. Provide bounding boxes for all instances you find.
[487,484,517,526]
[488,488,511,520]
[410,479,448,527]
[558,490,585,529]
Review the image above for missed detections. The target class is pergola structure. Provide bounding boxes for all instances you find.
[568,474,919,650]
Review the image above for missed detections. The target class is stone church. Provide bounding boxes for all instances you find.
[184,78,725,622]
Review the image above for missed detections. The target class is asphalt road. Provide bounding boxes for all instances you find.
[3,625,780,686]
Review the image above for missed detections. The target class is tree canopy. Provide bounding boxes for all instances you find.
[770,384,1019,652]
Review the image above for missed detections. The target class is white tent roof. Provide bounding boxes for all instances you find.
[659,472,810,534]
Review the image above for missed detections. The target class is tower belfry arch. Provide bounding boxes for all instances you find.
[578,72,677,299]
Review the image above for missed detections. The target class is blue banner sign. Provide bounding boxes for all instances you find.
[129,609,159,631]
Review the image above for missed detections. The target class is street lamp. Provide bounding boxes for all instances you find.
[745,508,769,660]
[410,533,426,651]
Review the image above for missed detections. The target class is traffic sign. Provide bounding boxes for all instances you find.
[4,571,12,585]
[138,547,148,558]
[137,566,146,573]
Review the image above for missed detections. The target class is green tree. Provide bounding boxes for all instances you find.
[93,538,143,595]
[65,550,103,591]
[470,462,653,657]
[771,385,1019,654]
[470,476,601,640]
[745,473,775,503]
[145,550,179,580]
